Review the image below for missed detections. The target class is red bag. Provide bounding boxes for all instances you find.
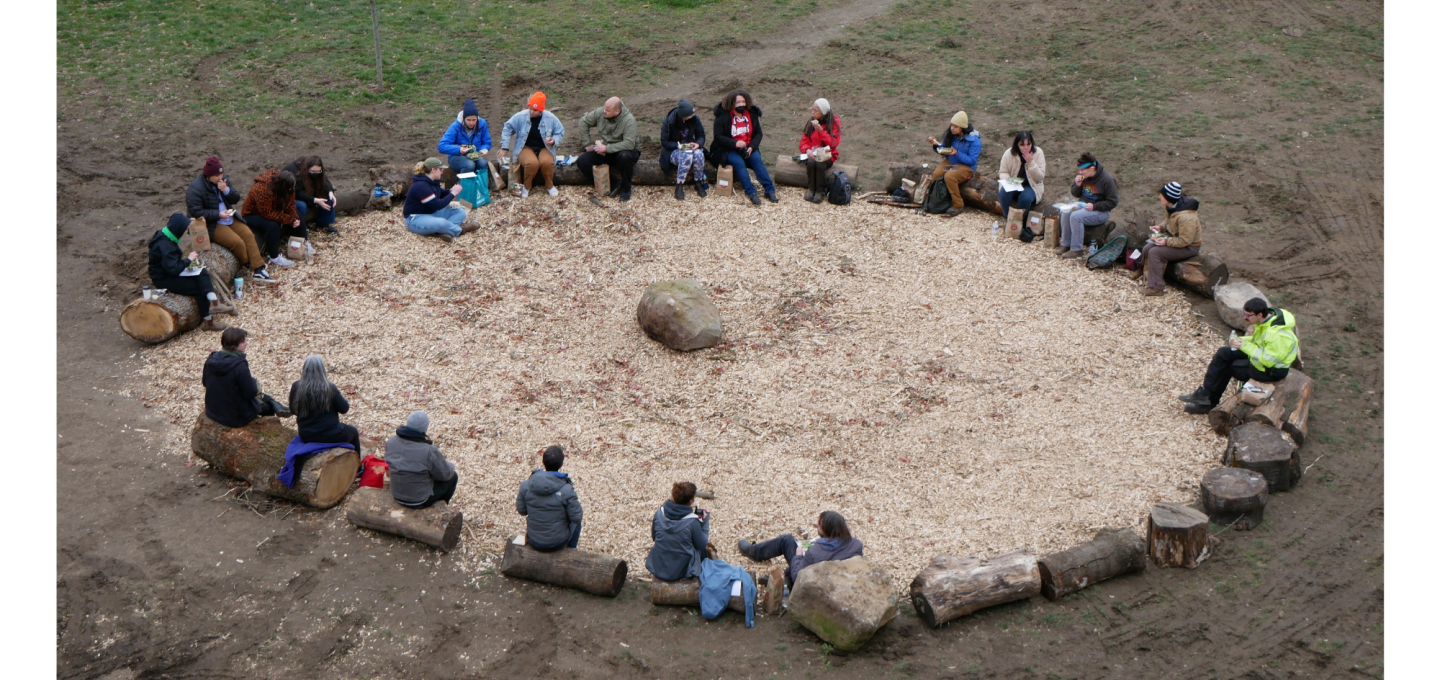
[359,455,388,489]
[1124,248,1143,271]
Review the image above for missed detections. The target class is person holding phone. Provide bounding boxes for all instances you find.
[186,156,272,282]
[659,98,709,200]
[149,212,230,331]
[282,155,338,237]
[927,111,982,216]
[645,481,713,582]
[711,89,777,205]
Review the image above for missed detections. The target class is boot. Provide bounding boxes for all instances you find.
[1184,401,1215,415]
[606,184,622,198]
[438,232,455,243]
[804,190,815,203]
[459,221,481,234]
[748,192,762,206]
[695,182,709,198]
[1141,286,1165,297]
[1125,268,1143,281]
[273,402,293,418]
[210,301,236,315]
[738,539,761,560]
[200,317,228,332]
[1061,250,1083,259]
[674,184,685,200]
[764,190,779,203]
[1177,388,1211,405]
[1053,246,1068,255]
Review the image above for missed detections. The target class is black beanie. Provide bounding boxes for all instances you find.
[676,99,694,118]
[167,212,189,232]
[462,99,480,119]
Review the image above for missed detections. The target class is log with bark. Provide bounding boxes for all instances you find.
[499,535,628,597]
[1037,528,1146,600]
[1207,370,1313,447]
[190,414,359,508]
[1223,421,1302,492]
[333,189,370,216]
[884,164,1003,215]
[1164,253,1230,298]
[1200,467,1269,530]
[759,564,786,615]
[771,157,860,190]
[908,550,1041,628]
[648,577,745,613]
[120,245,240,344]
[484,160,718,189]
[1145,503,1211,569]
[345,487,463,551]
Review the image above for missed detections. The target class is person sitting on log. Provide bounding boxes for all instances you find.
[659,98,709,201]
[1127,181,1202,297]
[240,169,301,270]
[926,110,982,216]
[500,91,565,199]
[148,212,230,332]
[711,89,777,206]
[282,155,337,238]
[186,156,274,284]
[798,98,841,204]
[402,158,479,243]
[645,481,712,582]
[576,96,641,202]
[997,130,1045,219]
[203,326,291,426]
[1179,298,1300,414]
[737,510,864,589]
[288,354,362,452]
[438,98,493,177]
[386,411,459,509]
[516,445,583,552]
[1058,152,1119,259]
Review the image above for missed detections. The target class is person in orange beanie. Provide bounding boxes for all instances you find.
[500,91,566,198]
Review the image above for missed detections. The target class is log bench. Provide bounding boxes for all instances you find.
[1164,253,1230,298]
[499,535,628,597]
[1037,528,1146,600]
[1146,503,1211,569]
[908,550,1041,627]
[1209,370,1314,447]
[120,245,241,344]
[648,564,786,615]
[345,487,463,551]
[190,414,359,509]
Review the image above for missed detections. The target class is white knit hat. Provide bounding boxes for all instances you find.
[814,98,831,115]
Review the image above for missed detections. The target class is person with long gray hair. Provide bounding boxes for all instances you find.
[287,355,361,451]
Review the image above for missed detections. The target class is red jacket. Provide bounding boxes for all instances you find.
[799,116,842,162]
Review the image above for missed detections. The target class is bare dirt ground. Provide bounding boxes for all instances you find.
[58,1,1382,678]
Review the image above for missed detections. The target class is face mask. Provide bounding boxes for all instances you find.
[735,106,747,112]
[310,171,322,176]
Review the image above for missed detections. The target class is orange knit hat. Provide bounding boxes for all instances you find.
[527,91,546,112]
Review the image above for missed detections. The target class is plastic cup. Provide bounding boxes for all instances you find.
[142,286,152,300]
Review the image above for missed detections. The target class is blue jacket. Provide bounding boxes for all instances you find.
[937,130,982,171]
[438,112,492,157]
[402,174,456,217]
[699,558,756,627]
[500,110,565,164]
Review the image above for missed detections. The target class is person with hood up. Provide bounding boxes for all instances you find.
[711,89,777,205]
[1129,181,1203,296]
[203,326,291,426]
[576,96,641,201]
[438,99,493,175]
[645,481,712,582]
[737,510,864,589]
[1058,152,1120,259]
[386,411,460,508]
[659,98,708,200]
[500,91,565,199]
[148,212,230,332]
[926,111,983,216]
[402,157,479,243]
[798,98,841,204]
[185,156,273,283]
[516,445,583,551]
[1178,298,1300,414]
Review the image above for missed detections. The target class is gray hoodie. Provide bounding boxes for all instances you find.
[385,429,456,506]
[645,500,710,582]
[516,469,583,549]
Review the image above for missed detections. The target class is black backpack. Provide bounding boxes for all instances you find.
[923,178,952,214]
[826,170,853,205]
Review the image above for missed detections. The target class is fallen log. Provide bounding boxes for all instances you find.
[190,414,359,509]
[648,577,745,613]
[484,159,718,189]
[771,156,860,190]
[333,189,370,216]
[1037,528,1146,600]
[1246,370,1313,447]
[1164,253,1229,298]
[120,245,240,344]
[1146,503,1210,569]
[499,534,628,597]
[345,487,463,551]
[908,550,1040,628]
[1224,421,1301,492]
[884,164,1003,215]
[1201,467,1269,530]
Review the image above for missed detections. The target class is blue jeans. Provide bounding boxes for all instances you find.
[998,185,1037,215]
[295,200,334,228]
[723,150,774,197]
[448,155,481,173]
[1059,207,1110,251]
[532,522,582,552]
[405,205,466,237]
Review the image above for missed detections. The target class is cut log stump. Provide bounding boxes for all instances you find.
[1224,421,1302,492]
[1146,503,1211,569]
[1207,370,1313,448]
[1200,468,1269,530]
[499,535,628,597]
[648,578,745,613]
[772,157,860,190]
[190,414,359,508]
[909,550,1041,628]
[1037,528,1146,600]
[759,565,786,615]
[120,245,241,344]
[345,487,462,551]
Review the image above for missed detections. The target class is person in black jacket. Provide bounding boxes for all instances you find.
[659,99,709,201]
[148,213,229,331]
[282,155,338,236]
[288,354,362,451]
[710,89,777,205]
[185,156,273,283]
[203,327,291,427]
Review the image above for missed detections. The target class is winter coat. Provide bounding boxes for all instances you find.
[500,110,565,164]
[659,106,708,172]
[1240,307,1300,372]
[710,104,765,162]
[998,146,1047,202]
[438,112,493,157]
[185,174,244,235]
[202,350,261,428]
[1159,196,1202,248]
[281,159,336,208]
[288,382,350,444]
[645,500,710,582]
[402,173,456,217]
[578,104,639,152]
[1069,161,1120,213]
[147,228,190,282]
[799,116,842,162]
[241,170,299,225]
[935,129,982,171]
[385,427,457,506]
[789,537,864,585]
[516,469,583,549]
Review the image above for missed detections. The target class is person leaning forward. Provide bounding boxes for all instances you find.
[149,212,230,331]
[516,445,583,551]
[1129,181,1202,296]
[927,110,982,216]
[1179,298,1300,414]
[386,411,459,509]
[203,326,291,427]
[185,156,274,283]
[576,97,641,201]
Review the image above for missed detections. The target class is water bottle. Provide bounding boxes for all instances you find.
[991,221,999,242]
[234,277,244,301]
[1087,240,1098,256]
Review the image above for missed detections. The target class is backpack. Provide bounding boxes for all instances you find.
[923,178,952,214]
[1086,235,1129,270]
[826,170,853,205]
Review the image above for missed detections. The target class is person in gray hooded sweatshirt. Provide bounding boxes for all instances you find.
[386,411,459,509]
[645,481,712,582]
[516,445,583,551]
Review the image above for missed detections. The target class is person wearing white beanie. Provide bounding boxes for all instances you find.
[799,98,842,202]
[926,110,982,215]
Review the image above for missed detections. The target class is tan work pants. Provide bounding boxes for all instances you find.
[517,147,555,190]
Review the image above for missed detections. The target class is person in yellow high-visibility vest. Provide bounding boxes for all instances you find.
[1180,297,1300,414]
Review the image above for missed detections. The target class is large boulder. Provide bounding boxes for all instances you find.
[636,279,723,351]
[787,556,900,652]
[1214,282,1269,330]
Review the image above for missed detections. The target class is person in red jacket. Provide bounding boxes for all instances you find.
[798,98,841,204]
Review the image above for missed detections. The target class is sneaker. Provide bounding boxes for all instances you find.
[273,403,293,418]
[1060,250,1084,259]
[1184,402,1215,415]
[321,225,338,235]
[1177,388,1210,405]
[270,255,295,268]
[620,190,632,202]
[252,268,276,284]
[520,186,529,199]
[438,232,455,243]
[764,190,779,203]
[695,182,709,198]
[804,190,815,202]
[1053,246,1068,255]
[674,185,685,201]
[811,193,825,204]
[1142,286,1165,297]
[945,207,962,216]
[209,302,236,315]
[200,317,228,332]
[748,193,762,206]
[737,539,761,560]
[547,186,559,197]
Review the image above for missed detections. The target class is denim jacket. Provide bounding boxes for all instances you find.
[501,110,565,164]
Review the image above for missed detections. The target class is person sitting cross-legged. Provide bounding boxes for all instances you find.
[386,411,459,509]
[402,157,479,243]
[738,510,864,589]
[203,326,291,427]
[516,445,583,551]
[1179,298,1300,414]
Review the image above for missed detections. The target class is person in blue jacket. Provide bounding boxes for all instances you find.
[438,99,492,174]
[926,110,982,216]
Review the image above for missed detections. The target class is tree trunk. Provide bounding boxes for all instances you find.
[488,160,716,188]
[120,245,240,344]
[1145,503,1211,569]
[190,414,359,508]
[345,487,463,551]
[1244,370,1313,448]
[1200,467,1269,530]
[499,534,628,597]
[908,550,1041,628]
[1224,421,1302,492]
[1036,528,1146,600]
[648,578,745,613]
[884,164,1003,215]
[770,157,859,190]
